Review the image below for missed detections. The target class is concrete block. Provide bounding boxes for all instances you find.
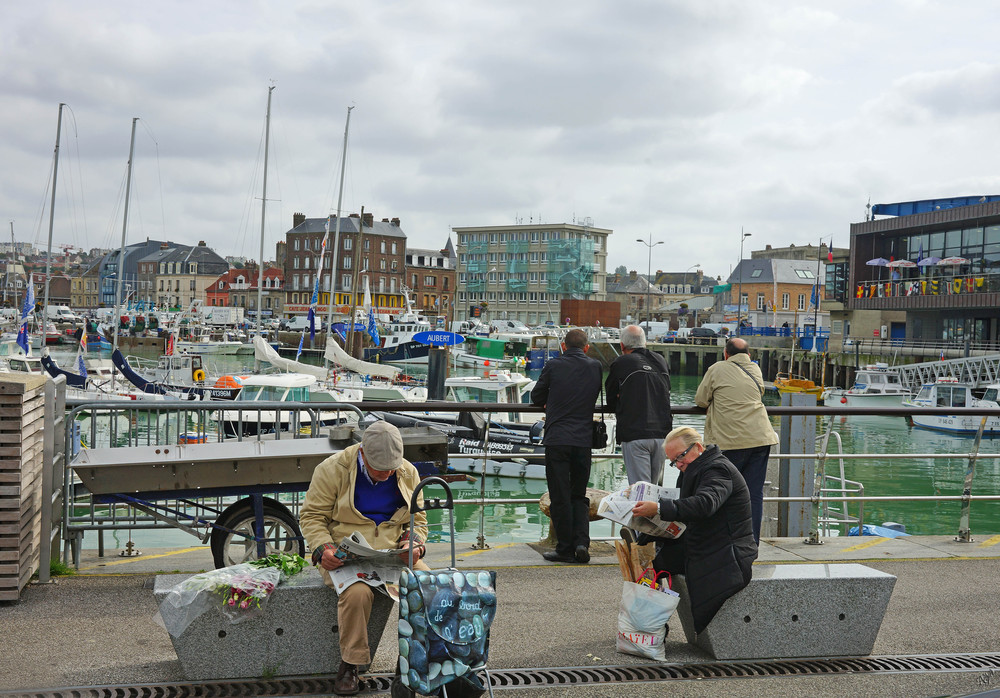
[673,563,895,660]
[153,568,393,680]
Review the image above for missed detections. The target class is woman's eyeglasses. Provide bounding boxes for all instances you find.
[668,444,695,468]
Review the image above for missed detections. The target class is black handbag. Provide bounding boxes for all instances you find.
[592,385,608,449]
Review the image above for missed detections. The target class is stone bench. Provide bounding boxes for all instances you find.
[153,568,393,680]
[673,563,896,660]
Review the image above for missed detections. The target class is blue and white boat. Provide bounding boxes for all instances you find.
[903,378,1000,435]
[362,290,432,365]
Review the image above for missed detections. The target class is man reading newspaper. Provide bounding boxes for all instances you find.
[300,421,429,696]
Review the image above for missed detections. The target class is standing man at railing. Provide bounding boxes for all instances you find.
[694,337,778,543]
[605,324,672,486]
[531,328,602,564]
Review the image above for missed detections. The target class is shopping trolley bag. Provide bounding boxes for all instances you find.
[393,477,497,698]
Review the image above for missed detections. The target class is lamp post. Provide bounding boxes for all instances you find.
[737,230,752,335]
[685,263,701,326]
[637,235,664,329]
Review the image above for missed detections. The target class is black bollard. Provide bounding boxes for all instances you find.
[427,346,448,400]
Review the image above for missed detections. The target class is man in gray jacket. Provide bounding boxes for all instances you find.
[605,325,672,485]
[694,337,778,543]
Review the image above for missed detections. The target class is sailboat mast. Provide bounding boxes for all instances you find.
[112,118,139,385]
[42,103,65,342]
[325,105,353,367]
[255,85,274,339]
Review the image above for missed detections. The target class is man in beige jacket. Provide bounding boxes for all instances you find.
[300,421,429,696]
[694,337,778,543]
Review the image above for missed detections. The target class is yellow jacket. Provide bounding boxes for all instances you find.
[299,443,428,570]
[694,353,779,450]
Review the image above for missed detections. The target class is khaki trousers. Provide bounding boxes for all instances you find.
[337,559,430,665]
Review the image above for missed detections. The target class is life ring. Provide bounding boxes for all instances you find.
[192,369,206,382]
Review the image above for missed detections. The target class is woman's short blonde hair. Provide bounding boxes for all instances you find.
[664,426,703,451]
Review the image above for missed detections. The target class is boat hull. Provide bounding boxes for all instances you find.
[363,342,430,365]
[907,412,1000,435]
[824,391,908,408]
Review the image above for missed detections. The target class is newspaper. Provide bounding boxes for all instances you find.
[327,531,407,595]
[597,481,686,538]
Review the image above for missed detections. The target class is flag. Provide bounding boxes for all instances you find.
[827,242,833,263]
[810,284,818,308]
[362,276,380,345]
[940,349,945,361]
[15,280,34,355]
[307,306,316,341]
[77,353,87,380]
[296,332,304,361]
[166,334,175,356]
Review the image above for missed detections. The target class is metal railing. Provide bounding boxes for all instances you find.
[56,398,1000,565]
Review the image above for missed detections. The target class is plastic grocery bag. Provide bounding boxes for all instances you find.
[616,579,680,661]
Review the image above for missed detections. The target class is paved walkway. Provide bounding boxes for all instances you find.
[2,536,1000,696]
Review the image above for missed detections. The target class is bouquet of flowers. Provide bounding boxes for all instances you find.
[157,552,307,638]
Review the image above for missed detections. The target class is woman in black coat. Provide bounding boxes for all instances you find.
[632,426,758,634]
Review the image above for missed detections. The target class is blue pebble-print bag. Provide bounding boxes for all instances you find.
[397,567,497,696]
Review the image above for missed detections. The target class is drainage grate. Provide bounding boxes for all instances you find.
[6,653,1000,697]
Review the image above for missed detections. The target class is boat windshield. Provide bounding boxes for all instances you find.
[449,386,497,402]
[983,388,999,403]
[916,386,932,401]
[886,374,901,384]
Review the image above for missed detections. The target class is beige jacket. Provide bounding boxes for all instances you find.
[299,443,428,574]
[695,353,779,450]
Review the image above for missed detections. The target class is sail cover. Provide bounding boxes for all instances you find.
[323,335,400,379]
[254,335,399,379]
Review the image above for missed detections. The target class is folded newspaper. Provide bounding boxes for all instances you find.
[597,481,686,538]
[328,531,407,594]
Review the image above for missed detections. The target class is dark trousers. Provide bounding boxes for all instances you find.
[544,444,592,556]
[723,444,771,544]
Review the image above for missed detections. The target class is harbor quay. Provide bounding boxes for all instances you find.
[3,537,1000,697]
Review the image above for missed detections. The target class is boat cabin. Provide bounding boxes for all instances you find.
[236,374,316,403]
[853,365,906,394]
[912,379,971,408]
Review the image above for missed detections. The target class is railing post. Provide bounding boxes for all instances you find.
[956,416,986,542]
[777,393,815,537]
[805,417,834,545]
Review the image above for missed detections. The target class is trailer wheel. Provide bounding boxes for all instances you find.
[210,497,304,569]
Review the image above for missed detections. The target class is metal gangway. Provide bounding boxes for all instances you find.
[895,353,1000,393]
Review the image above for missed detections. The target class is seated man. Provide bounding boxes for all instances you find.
[300,421,429,696]
[631,426,758,635]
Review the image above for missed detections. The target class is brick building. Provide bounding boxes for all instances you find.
[404,239,457,318]
[283,212,406,317]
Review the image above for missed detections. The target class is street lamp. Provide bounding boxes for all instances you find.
[684,263,701,326]
[637,235,664,329]
[737,230,752,335]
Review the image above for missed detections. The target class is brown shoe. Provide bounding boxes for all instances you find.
[334,660,360,695]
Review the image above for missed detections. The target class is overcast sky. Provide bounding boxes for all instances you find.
[5,1,1000,282]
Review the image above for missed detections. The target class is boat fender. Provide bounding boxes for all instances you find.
[193,369,206,382]
[840,397,847,404]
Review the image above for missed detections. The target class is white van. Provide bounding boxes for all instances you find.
[52,306,83,323]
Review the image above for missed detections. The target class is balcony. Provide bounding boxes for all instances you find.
[850,273,1000,311]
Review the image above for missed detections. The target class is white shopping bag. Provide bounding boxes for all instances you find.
[616,579,680,661]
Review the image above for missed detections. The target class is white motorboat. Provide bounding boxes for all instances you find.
[176,326,242,355]
[903,378,1000,435]
[215,373,362,436]
[824,363,910,407]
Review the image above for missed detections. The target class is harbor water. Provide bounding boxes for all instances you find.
[52,346,1000,549]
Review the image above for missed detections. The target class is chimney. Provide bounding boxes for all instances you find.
[391,217,400,227]
[293,212,306,228]
[198,241,206,246]
[160,243,169,250]
[349,212,360,219]
[362,212,374,227]
[766,244,772,250]
[382,218,390,223]
[629,270,637,281]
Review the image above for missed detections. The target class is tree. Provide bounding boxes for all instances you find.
[614,264,628,276]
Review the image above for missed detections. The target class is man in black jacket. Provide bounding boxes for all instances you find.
[531,328,602,564]
[632,426,758,634]
[605,325,672,486]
